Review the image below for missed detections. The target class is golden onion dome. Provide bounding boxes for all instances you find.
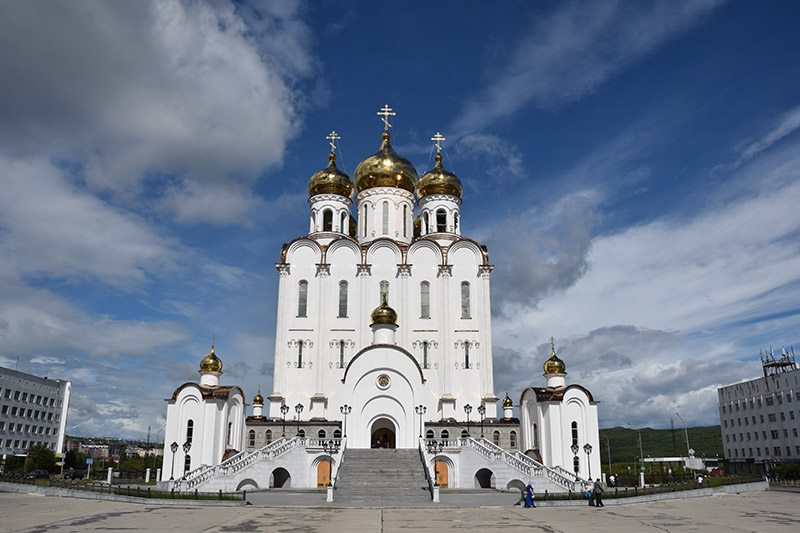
[413,216,422,238]
[543,340,566,374]
[200,346,223,373]
[253,389,264,405]
[370,294,398,325]
[417,153,462,199]
[308,151,354,198]
[348,214,357,238]
[354,131,417,194]
[502,393,513,408]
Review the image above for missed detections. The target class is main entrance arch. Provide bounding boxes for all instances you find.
[370,418,396,448]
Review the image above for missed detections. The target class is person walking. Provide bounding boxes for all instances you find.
[524,482,535,508]
[594,478,605,507]
[585,480,594,506]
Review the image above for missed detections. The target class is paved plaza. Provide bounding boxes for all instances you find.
[0,489,798,532]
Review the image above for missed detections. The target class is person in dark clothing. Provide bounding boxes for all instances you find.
[594,478,605,507]
[524,483,535,508]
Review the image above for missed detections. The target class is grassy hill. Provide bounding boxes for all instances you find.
[598,426,723,463]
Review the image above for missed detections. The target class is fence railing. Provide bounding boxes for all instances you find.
[0,475,244,501]
[537,476,765,501]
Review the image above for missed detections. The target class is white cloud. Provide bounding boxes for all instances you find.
[452,0,725,134]
[455,133,525,181]
[734,105,800,167]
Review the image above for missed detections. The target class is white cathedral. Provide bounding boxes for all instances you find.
[161,107,600,498]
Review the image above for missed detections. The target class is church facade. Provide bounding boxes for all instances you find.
[161,108,600,493]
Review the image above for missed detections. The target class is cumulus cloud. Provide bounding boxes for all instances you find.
[455,133,525,181]
[452,0,725,134]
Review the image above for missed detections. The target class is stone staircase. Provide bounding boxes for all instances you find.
[333,449,432,506]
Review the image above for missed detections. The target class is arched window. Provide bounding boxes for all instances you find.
[340,212,347,233]
[266,430,273,444]
[186,420,193,444]
[460,282,471,319]
[249,429,256,447]
[461,429,469,438]
[333,429,342,439]
[424,212,429,234]
[441,430,449,439]
[323,209,333,231]
[298,340,303,367]
[426,429,434,439]
[379,280,389,304]
[464,341,470,367]
[436,209,446,232]
[318,429,326,439]
[184,454,191,473]
[338,281,348,317]
[420,282,430,318]
[382,201,389,235]
[422,341,429,369]
[403,204,408,237]
[533,423,539,448]
[298,281,308,317]
[510,430,517,449]
[339,340,345,368]
[454,212,459,233]
[227,422,233,446]
[297,429,306,438]
[362,204,368,237]
[571,421,578,446]
[493,431,500,446]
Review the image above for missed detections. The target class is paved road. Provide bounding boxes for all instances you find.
[0,489,796,532]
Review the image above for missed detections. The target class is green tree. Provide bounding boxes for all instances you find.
[24,445,56,473]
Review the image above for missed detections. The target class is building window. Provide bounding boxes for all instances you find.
[420,282,430,318]
[464,342,470,367]
[298,429,306,438]
[461,429,469,438]
[298,281,308,317]
[768,414,777,423]
[460,282,471,319]
[427,429,434,439]
[339,341,345,368]
[266,430,273,444]
[441,430,449,439]
[298,341,304,367]
[571,421,578,446]
[766,397,774,406]
[249,430,256,447]
[436,209,446,232]
[454,212,459,232]
[323,209,333,231]
[340,212,347,233]
[422,341,429,369]
[318,430,326,439]
[493,431,500,446]
[227,422,233,445]
[362,204,368,237]
[186,420,194,444]
[403,204,408,237]
[334,429,342,439]
[534,423,539,448]
[380,280,389,303]
[510,431,517,449]
[382,201,389,235]
[338,281,348,317]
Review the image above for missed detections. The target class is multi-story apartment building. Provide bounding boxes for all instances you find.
[0,366,71,458]
[718,348,799,475]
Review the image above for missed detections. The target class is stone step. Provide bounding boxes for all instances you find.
[334,448,431,505]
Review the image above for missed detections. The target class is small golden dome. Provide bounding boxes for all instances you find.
[354,131,417,194]
[417,153,462,199]
[543,339,566,374]
[200,346,222,373]
[502,393,513,408]
[348,214,357,238]
[371,293,398,325]
[413,216,421,238]
[308,151,354,198]
[253,389,264,405]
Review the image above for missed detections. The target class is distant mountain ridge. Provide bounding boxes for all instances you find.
[599,426,723,463]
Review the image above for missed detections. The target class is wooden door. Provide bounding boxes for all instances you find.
[317,460,331,487]
[435,460,448,488]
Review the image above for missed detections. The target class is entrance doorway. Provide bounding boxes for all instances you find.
[370,418,396,448]
[435,460,448,488]
[317,460,331,487]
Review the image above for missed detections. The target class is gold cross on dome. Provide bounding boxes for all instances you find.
[550,336,555,353]
[212,334,216,350]
[326,130,340,152]
[431,132,446,152]
[377,104,396,130]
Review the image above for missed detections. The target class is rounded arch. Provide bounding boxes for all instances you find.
[408,238,445,264]
[431,454,454,488]
[282,237,322,264]
[324,237,362,264]
[342,345,426,384]
[236,478,259,491]
[364,238,404,265]
[270,467,291,488]
[445,238,490,265]
[506,479,526,492]
[322,208,334,231]
[474,468,496,489]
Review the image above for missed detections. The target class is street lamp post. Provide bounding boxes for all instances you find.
[169,441,178,480]
[626,423,644,474]
[295,403,304,437]
[571,443,580,475]
[477,405,486,438]
[280,404,289,437]
[464,404,472,437]
[675,412,691,458]
[584,443,593,479]
[182,441,191,475]
[427,439,444,486]
[340,404,351,437]
[602,435,612,479]
[415,405,427,438]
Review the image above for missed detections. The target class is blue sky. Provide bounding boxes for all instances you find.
[1,0,800,439]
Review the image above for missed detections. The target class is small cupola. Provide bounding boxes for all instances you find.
[199,337,223,387]
[543,337,567,388]
[370,293,398,345]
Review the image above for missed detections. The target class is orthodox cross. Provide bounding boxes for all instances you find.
[550,336,555,353]
[326,130,340,153]
[431,132,446,153]
[377,104,395,130]
[212,334,216,350]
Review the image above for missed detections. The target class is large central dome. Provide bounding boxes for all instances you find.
[354,131,418,194]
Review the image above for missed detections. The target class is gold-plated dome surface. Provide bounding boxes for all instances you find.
[371,293,398,325]
[502,393,513,408]
[417,153,462,199]
[200,346,223,372]
[253,389,264,405]
[308,152,354,198]
[354,131,417,194]
[543,339,566,374]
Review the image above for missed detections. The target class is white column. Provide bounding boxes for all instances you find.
[358,264,371,349]
[315,263,330,398]
[399,265,411,349]
[478,265,496,417]
[272,264,291,416]
[439,265,453,398]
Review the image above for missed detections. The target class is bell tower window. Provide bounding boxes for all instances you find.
[403,205,408,237]
[323,209,333,231]
[362,204,368,237]
[298,281,308,317]
[382,201,389,235]
[420,282,430,318]
[338,281,348,318]
[436,209,446,232]
[460,282,471,319]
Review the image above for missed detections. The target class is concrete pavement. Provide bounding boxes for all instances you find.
[0,489,795,532]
